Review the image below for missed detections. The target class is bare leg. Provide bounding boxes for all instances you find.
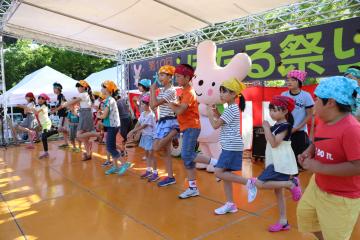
[165,144,173,178]
[16,125,35,144]
[194,154,211,164]
[274,188,287,224]
[223,180,234,203]
[148,150,156,170]
[215,169,247,185]
[61,129,69,145]
[186,168,196,181]
[255,180,293,190]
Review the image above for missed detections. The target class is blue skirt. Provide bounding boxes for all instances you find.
[215,150,243,171]
[258,164,291,182]
[154,118,179,139]
[139,135,154,151]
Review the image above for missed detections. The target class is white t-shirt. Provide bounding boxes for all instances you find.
[26,102,35,116]
[281,90,314,132]
[37,105,52,130]
[139,111,156,136]
[92,99,100,113]
[79,92,92,108]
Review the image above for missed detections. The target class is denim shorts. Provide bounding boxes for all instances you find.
[154,118,179,139]
[215,150,243,171]
[258,164,291,182]
[181,128,201,169]
[139,135,153,151]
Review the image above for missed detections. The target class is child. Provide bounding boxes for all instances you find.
[149,65,179,186]
[13,92,37,147]
[134,79,151,114]
[297,76,360,240]
[167,64,201,199]
[205,77,253,215]
[29,93,57,159]
[67,98,81,152]
[52,82,69,148]
[246,95,302,232]
[56,80,95,161]
[135,95,156,179]
[97,80,131,176]
[93,91,105,143]
[281,70,314,169]
[114,90,132,157]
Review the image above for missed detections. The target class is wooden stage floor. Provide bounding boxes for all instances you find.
[0,141,359,240]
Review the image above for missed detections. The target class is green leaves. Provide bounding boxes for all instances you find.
[4,40,115,89]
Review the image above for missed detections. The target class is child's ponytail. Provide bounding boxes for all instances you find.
[87,86,95,104]
[238,94,246,112]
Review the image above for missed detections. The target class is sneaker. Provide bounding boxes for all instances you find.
[58,144,70,149]
[178,187,199,199]
[118,162,131,175]
[72,147,81,153]
[246,178,258,203]
[214,202,238,215]
[105,166,119,175]
[140,170,152,179]
[268,222,290,232]
[39,152,49,159]
[290,177,302,201]
[148,172,160,182]
[101,160,113,167]
[157,177,176,187]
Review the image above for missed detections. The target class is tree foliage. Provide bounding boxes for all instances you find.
[4,39,115,89]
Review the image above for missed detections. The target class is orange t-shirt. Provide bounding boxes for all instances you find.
[177,86,200,132]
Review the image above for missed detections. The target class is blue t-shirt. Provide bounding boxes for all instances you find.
[67,111,79,123]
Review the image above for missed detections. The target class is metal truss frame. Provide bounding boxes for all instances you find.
[120,0,360,63]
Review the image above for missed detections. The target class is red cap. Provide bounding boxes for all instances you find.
[270,95,295,113]
[38,93,50,101]
[25,92,35,99]
[175,64,195,79]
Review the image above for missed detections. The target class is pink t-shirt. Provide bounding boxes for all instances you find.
[314,114,360,199]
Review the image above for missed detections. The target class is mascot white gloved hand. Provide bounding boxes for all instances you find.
[193,40,251,172]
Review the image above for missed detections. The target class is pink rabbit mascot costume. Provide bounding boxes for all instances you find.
[193,40,252,172]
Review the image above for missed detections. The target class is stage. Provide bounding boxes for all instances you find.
[1,141,359,240]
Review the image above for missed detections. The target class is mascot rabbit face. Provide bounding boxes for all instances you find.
[193,40,252,105]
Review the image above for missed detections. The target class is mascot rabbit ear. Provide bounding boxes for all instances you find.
[193,40,252,106]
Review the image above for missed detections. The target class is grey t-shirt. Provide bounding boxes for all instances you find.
[117,99,131,119]
[281,90,314,132]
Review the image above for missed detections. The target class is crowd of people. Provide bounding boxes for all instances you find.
[10,64,360,240]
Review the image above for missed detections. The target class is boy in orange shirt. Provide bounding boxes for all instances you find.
[168,64,201,199]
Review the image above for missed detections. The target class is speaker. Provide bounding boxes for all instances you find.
[252,127,266,159]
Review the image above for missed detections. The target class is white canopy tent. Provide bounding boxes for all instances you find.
[85,66,123,92]
[2,66,79,106]
[1,0,298,59]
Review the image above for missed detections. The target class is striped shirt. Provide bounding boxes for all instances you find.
[157,87,176,119]
[220,104,244,151]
